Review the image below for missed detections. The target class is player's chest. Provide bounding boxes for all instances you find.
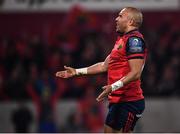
[110,38,127,59]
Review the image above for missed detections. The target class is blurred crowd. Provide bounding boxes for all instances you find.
[0,6,179,132]
[142,13,180,97]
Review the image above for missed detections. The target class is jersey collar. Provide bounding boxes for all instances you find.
[118,29,138,36]
[124,29,138,35]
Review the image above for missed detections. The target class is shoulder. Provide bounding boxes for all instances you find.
[126,36,146,54]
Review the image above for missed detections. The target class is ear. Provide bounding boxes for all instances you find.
[128,19,134,26]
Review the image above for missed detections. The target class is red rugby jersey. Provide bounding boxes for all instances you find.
[108,29,147,103]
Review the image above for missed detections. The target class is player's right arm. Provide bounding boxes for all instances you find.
[55,55,109,78]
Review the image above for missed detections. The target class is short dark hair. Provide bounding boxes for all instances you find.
[125,7,143,28]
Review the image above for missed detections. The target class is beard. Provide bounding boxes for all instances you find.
[116,27,124,36]
[116,31,124,36]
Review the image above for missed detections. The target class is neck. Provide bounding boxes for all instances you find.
[125,26,138,33]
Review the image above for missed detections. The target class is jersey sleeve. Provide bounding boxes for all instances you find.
[126,36,146,60]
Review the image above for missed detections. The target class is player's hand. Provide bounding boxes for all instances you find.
[55,66,76,78]
[96,85,112,102]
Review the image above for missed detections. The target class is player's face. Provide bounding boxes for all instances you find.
[115,9,129,33]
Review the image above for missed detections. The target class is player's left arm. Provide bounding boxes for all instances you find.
[96,59,144,102]
[122,36,146,84]
[121,58,144,85]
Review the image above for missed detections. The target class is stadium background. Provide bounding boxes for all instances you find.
[0,0,180,132]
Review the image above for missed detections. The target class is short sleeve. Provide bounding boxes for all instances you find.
[126,36,146,60]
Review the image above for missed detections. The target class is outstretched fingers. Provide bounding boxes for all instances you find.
[55,71,66,78]
[96,85,112,102]
[96,91,106,102]
[96,86,107,102]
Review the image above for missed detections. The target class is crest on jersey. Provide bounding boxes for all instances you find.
[118,44,123,50]
[116,39,124,50]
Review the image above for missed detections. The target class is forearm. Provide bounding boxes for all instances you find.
[76,62,107,75]
[111,59,144,91]
[121,71,140,85]
[87,62,107,74]
[111,71,140,91]
[76,55,109,76]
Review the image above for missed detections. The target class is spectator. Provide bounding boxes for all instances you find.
[11,102,33,133]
